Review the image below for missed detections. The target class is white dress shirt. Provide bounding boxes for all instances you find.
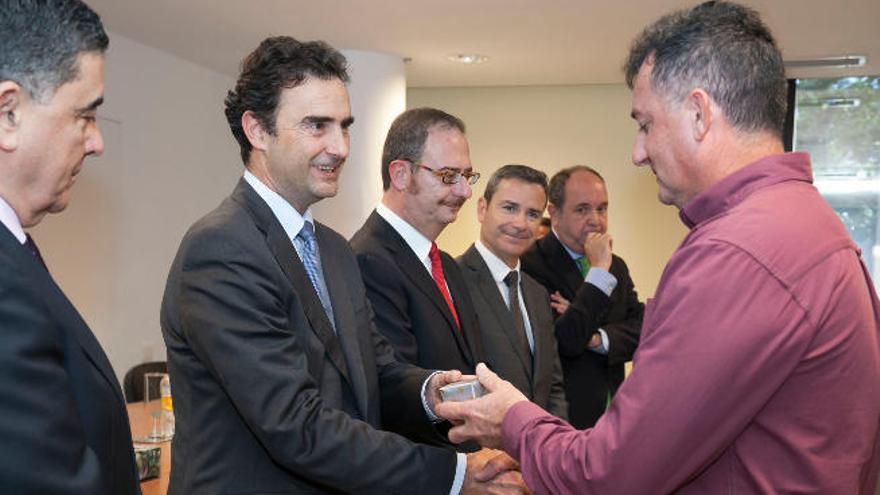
[0,196,26,244]
[473,240,535,353]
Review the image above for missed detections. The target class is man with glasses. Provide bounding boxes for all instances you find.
[161,40,523,494]
[351,107,485,450]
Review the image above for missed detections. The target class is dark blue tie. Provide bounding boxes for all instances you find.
[295,222,336,331]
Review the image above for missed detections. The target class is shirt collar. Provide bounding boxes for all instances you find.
[474,239,521,284]
[680,152,813,229]
[552,229,583,261]
[244,170,313,242]
[0,196,26,243]
[376,202,433,263]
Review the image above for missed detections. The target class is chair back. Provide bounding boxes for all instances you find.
[123,361,168,403]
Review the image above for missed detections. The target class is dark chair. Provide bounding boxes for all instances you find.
[123,361,168,403]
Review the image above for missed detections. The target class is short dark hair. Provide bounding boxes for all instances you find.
[548,165,605,208]
[0,0,108,102]
[381,107,466,190]
[624,1,787,137]
[483,164,548,205]
[224,36,350,164]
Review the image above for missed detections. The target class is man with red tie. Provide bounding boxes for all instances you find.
[351,107,485,451]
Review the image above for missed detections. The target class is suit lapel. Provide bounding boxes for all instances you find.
[0,226,126,405]
[368,213,473,358]
[521,277,549,390]
[316,223,368,418]
[233,180,352,388]
[540,234,584,297]
[463,246,531,379]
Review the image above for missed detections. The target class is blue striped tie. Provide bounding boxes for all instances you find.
[296,222,336,331]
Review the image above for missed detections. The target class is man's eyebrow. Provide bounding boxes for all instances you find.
[76,96,104,114]
[300,115,355,129]
[302,116,333,125]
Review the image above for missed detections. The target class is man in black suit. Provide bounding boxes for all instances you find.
[521,166,644,429]
[350,108,485,448]
[161,37,524,494]
[457,165,568,419]
[0,1,140,493]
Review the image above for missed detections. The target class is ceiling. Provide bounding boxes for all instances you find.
[87,0,880,87]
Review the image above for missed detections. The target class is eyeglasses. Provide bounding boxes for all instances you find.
[414,164,480,185]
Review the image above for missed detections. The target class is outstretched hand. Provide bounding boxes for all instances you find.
[434,363,528,448]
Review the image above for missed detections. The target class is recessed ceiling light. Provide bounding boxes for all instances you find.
[784,55,866,69]
[447,53,489,65]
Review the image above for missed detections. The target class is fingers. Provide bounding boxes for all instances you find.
[434,398,466,423]
[447,422,471,444]
[490,471,532,495]
[475,363,503,392]
[482,451,520,480]
[435,369,463,386]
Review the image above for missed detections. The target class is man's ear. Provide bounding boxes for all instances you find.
[242,110,271,153]
[476,196,487,223]
[687,88,713,142]
[547,203,558,221]
[387,159,412,191]
[0,81,24,152]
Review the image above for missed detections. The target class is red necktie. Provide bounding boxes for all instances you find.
[429,242,460,330]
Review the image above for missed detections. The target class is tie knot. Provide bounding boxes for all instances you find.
[504,270,519,288]
[298,221,316,242]
[576,256,590,277]
[429,242,442,268]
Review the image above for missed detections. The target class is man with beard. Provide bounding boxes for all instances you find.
[0,1,140,493]
[456,165,568,419]
[520,166,643,429]
[350,107,485,450]
[161,39,524,494]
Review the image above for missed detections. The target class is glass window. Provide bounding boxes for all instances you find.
[793,76,880,284]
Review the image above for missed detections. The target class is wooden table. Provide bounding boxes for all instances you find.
[127,401,170,495]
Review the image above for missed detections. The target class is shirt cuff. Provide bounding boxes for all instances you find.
[421,370,443,423]
[449,453,467,495]
[589,328,610,355]
[585,267,617,296]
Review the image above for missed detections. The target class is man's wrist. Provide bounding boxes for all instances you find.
[421,370,444,422]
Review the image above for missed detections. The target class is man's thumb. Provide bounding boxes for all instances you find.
[476,363,502,392]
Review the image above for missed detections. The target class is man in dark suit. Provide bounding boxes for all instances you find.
[0,1,140,493]
[457,165,567,419]
[350,108,485,449]
[161,37,524,494]
[521,166,644,429]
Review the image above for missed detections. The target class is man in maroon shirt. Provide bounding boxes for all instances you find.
[437,2,880,494]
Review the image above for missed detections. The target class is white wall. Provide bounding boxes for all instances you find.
[29,35,689,386]
[408,84,690,299]
[311,50,406,238]
[33,32,240,384]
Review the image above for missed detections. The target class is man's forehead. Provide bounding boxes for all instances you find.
[423,126,470,167]
[279,78,350,111]
[498,180,540,194]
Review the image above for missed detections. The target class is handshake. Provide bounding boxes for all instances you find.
[428,366,532,495]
